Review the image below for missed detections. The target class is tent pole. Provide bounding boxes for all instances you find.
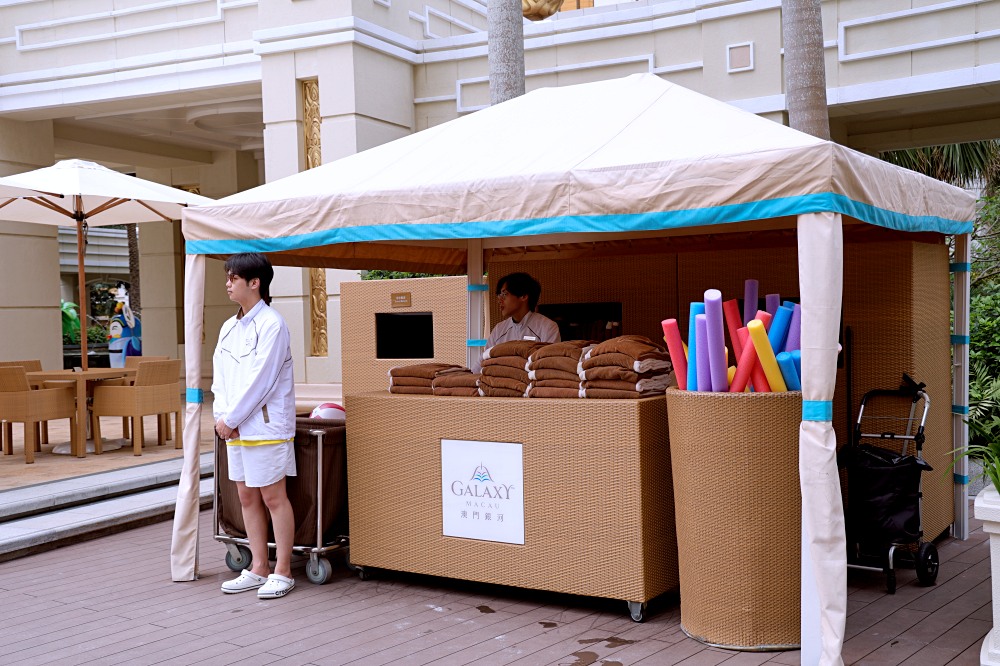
[75,202,89,372]
[467,240,486,370]
[952,233,971,540]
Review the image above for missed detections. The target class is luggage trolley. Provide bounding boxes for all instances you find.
[214,419,350,585]
[846,374,939,594]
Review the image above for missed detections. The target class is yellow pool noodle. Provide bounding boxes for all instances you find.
[747,319,787,392]
[727,365,736,387]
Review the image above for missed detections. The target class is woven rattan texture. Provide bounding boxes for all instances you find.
[486,255,678,345]
[665,389,801,650]
[341,276,468,396]
[345,392,678,602]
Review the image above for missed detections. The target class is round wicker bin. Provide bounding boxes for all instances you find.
[665,388,802,651]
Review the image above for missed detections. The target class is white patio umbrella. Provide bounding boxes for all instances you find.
[0,159,213,369]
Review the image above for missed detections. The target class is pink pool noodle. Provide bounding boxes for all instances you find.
[722,299,743,360]
[784,303,802,351]
[765,293,780,316]
[743,279,758,325]
[695,314,711,391]
[703,289,729,391]
[754,309,773,332]
[732,326,770,392]
[660,319,687,390]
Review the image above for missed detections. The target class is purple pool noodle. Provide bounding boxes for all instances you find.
[784,303,802,351]
[765,293,780,317]
[704,289,729,391]
[687,302,705,391]
[743,279,758,326]
[695,314,712,392]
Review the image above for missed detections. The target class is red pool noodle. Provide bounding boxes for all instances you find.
[722,298,743,360]
[660,318,687,390]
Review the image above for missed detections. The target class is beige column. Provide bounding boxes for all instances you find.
[0,119,60,369]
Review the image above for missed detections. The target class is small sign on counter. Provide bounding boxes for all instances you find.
[391,292,412,308]
[441,439,524,544]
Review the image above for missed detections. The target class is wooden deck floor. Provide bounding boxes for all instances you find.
[0,502,990,665]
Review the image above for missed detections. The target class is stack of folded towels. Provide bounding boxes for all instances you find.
[478,340,548,397]
[431,371,481,396]
[579,335,674,398]
[388,363,469,395]
[526,340,592,398]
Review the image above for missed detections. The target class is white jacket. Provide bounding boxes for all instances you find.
[212,300,296,442]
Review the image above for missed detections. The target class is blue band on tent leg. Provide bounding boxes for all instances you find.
[953,404,969,415]
[951,334,970,344]
[950,262,971,272]
[467,284,489,292]
[954,473,970,485]
[803,400,832,421]
[467,339,487,347]
[186,388,203,403]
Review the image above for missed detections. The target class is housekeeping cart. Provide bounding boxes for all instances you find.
[214,417,349,584]
[846,374,939,594]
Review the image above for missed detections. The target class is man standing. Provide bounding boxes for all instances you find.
[213,252,297,598]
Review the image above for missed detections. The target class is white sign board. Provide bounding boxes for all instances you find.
[441,439,524,544]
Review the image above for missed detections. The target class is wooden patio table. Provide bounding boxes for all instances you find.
[26,368,136,458]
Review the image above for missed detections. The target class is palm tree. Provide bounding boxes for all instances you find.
[488,0,525,105]
[126,222,141,313]
[781,0,830,140]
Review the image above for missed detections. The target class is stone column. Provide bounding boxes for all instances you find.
[975,486,1000,665]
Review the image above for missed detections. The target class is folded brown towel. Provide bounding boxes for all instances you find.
[479,374,529,393]
[528,386,582,399]
[529,368,581,382]
[389,376,433,387]
[389,363,468,379]
[479,385,526,398]
[486,340,549,360]
[581,366,647,383]
[530,356,581,374]
[482,363,530,383]
[588,335,665,358]
[581,352,672,374]
[583,374,674,393]
[582,379,640,392]
[482,356,530,370]
[431,372,480,389]
[583,388,659,399]
[433,387,480,397]
[389,386,434,395]
[529,340,591,362]
[532,378,582,389]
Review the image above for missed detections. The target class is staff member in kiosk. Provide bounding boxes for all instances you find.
[473,272,561,372]
[213,252,298,599]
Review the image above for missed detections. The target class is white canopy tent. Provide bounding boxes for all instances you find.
[175,74,975,665]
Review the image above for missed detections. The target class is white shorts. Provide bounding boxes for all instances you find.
[226,441,297,488]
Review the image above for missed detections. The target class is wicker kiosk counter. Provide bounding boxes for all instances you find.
[345,391,678,618]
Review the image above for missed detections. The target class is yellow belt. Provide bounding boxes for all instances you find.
[226,438,292,447]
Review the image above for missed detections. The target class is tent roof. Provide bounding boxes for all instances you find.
[182,74,976,272]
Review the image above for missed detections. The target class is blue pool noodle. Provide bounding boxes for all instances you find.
[790,349,802,378]
[776,352,801,390]
[768,305,794,353]
[687,302,705,391]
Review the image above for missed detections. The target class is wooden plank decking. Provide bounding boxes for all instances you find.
[0,502,990,665]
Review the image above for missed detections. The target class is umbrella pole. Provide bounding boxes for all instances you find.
[75,206,88,372]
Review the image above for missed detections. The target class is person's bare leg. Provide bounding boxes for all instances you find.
[236,482,271,577]
[260,477,294,578]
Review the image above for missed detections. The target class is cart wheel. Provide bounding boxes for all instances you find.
[345,561,370,581]
[306,557,333,585]
[627,601,646,623]
[885,570,896,594]
[915,543,939,586]
[224,545,252,572]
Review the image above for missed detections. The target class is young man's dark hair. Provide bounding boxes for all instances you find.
[225,253,275,305]
[497,272,542,311]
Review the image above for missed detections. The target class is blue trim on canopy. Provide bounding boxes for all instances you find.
[186,388,203,404]
[803,400,832,421]
[185,192,974,255]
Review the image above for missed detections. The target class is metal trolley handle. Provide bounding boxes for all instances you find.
[854,373,930,455]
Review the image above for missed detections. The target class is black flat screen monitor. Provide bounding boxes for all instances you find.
[375,312,435,359]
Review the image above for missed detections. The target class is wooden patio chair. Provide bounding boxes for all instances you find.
[114,356,171,439]
[0,366,77,464]
[91,359,182,456]
[0,359,46,454]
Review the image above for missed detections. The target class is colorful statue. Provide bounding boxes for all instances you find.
[107,282,141,368]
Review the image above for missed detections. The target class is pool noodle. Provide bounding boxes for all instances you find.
[687,302,705,391]
[776,351,801,390]
[754,309,773,332]
[768,305,794,354]
[748,319,787,392]
[727,365,736,387]
[790,349,801,377]
[660,319,687,390]
[734,326,770,392]
[722,298,743,360]
[765,293,780,316]
[784,303,802,352]
[743,279,758,325]
[695,314,712,392]
[783,300,796,309]
[704,289,729,392]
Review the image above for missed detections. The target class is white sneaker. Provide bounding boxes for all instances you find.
[221,569,268,594]
[257,573,295,599]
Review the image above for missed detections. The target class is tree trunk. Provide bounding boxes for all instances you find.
[782,0,830,140]
[488,0,525,106]
[126,222,141,313]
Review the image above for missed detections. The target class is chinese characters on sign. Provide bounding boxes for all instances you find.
[441,439,524,544]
